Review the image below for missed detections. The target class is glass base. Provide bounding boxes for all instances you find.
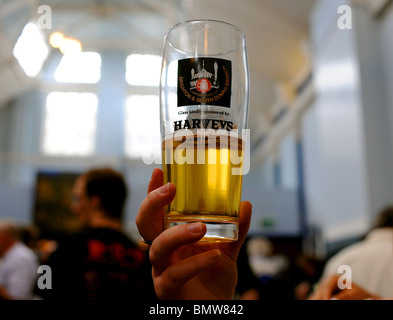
[165,217,239,243]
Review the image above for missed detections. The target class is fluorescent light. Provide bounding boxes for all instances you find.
[126,54,161,86]
[49,32,64,48]
[59,38,82,55]
[54,51,101,83]
[315,60,358,91]
[13,22,49,77]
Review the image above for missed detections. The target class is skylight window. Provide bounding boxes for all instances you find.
[13,22,49,77]
[54,52,101,83]
[126,54,161,86]
[125,95,160,159]
[42,92,98,156]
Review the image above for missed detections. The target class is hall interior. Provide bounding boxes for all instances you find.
[1,0,393,260]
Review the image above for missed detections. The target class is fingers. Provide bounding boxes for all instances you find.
[136,169,176,242]
[150,201,252,274]
[331,290,356,300]
[155,249,221,300]
[165,249,222,283]
[150,222,222,299]
[150,222,208,276]
[147,199,252,300]
[148,168,164,194]
[226,201,252,258]
[308,275,340,300]
[332,284,377,300]
[238,201,252,245]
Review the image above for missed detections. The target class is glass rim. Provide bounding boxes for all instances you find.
[164,19,246,38]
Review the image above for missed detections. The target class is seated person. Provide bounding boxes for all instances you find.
[39,167,155,301]
[314,205,393,299]
[0,221,39,300]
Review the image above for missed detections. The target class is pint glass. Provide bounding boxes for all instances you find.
[160,20,249,242]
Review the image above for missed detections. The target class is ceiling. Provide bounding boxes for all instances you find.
[0,0,316,146]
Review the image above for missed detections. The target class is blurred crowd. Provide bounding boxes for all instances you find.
[2,166,393,301]
[0,167,155,301]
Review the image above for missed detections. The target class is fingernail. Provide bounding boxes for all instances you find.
[157,183,170,195]
[187,223,203,234]
[152,168,160,177]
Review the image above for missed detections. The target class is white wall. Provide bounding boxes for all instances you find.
[354,4,393,221]
[280,132,298,190]
[242,169,300,236]
[0,184,33,223]
[303,0,393,244]
[243,128,301,236]
[96,50,127,156]
[380,4,393,156]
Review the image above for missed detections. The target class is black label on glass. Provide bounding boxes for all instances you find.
[177,58,232,108]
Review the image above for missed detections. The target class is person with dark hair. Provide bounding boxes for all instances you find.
[80,169,127,220]
[373,206,393,230]
[309,205,393,299]
[39,167,155,301]
[70,168,128,228]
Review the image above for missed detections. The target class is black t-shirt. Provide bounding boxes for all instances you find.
[39,228,156,301]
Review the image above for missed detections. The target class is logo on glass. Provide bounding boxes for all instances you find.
[178,57,232,108]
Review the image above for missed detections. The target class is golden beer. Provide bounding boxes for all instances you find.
[162,133,244,242]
